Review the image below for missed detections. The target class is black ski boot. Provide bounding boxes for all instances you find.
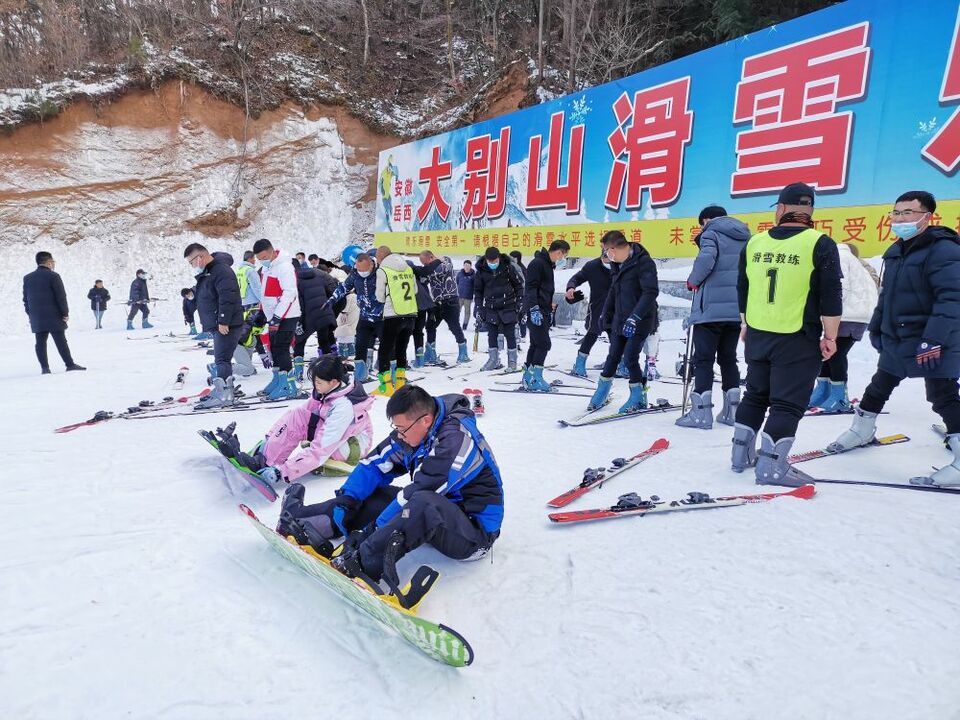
[381,531,407,593]
[214,422,240,458]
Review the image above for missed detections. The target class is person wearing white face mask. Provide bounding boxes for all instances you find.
[830,190,960,488]
[326,253,384,384]
[565,234,615,378]
[183,243,244,409]
[521,239,571,391]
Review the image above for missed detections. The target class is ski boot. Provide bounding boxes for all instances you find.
[293,356,305,383]
[530,366,552,392]
[260,368,281,396]
[337,343,350,359]
[266,371,298,401]
[374,371,394,397]
[197,376,235,409]
[394,368,407,391]
[588,377,613,411]
[521,365,536,390]
[354,359,368,383]
[126,320,134,330]
[412,347,425,368]
[618,382,647,413]
[457,342,470,364]
[731,423,758,473]
[424,343,439,365]
[911,433,960,487]
[675,391,713,429]
[188,322,197,335]
[142,319,153,329]
[206,362,218,384]
[716,388,740,426]
[817,381,849,413]
[507,348,518,372]
[807,377,829,408]
[755,433,808,487]
[615,358,629,379]
[480,348,502,372]
[827,406,878,453]
[571,353,589,378]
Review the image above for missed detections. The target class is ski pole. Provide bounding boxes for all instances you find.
[680,316,694,415]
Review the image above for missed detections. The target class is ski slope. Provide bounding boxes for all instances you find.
[2,316,958,720]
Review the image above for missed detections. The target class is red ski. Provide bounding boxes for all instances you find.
[548,484,815,524]
[54,388,212,433]
[547,438,670,508]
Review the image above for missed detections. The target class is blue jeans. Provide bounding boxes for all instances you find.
[93,309,105,329]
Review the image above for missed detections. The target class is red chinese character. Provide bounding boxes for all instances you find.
[690,226,702,243]
[526,112,585,212]
[403,204,412,222]
[731,23,870,194]
[463,127,511,221]
[757,221,775,233]
[394,179,403,198]
[630,228,642,243]
[393,205,402,223]
[404,179,414,196]
[876,214,893,243]
[669,227,684,245]
[923,9,960,173]
[842,217,866,242]
[605,78,694,210]
[417,146,453,223]
[814,218,834,237]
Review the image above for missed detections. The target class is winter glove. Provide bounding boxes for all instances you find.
[259,352,273,369]
[869,332,882,352]
[529,306,544,326]
[295,322,304,337]
[257,466,282,485]
[565,290,585,305]
[268,315,282,334]
[916,341,942,371]
[623,316,638,338]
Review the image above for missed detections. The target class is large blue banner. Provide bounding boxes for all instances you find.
[375,0,960,257]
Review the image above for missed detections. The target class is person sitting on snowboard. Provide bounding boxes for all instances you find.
[275,384,504,596]
[214,355,375,485]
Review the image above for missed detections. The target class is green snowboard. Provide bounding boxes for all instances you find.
[240,504,474,667]
[199,431,278,501]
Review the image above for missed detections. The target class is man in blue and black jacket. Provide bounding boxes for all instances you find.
[327,252,385,382]
[276,384,503,593]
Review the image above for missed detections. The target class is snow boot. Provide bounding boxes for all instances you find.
[827,406,878,453]
[267,371,297,401]
[188,322,197,335]
[911,433,960,487]
[412,347,425,368]
[394,368,407,391]
[261,368,281,396]
[731,423,758,473]
[197,376,235,410]
[675,390,713,429]
[293,356,305,383]
[480,348,502,371]
[457,342,470,364]
[142,319,153,329]
[507,348,518,372]
[571,353,589,378]
[424,343,439,365]
[817,381,849,413]
[716,388,740,426]
[354,359,368,383]
[618,382,648,414]
[807,377,830,409]
[615,358,629,379]
[588,377,613,411]
[126,320,134,330]
[755,433,808,487]
[374,371,394,397]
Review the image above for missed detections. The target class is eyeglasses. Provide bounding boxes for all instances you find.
[391,413,428,438]
[889,209,929,219]
[187,253,204,266]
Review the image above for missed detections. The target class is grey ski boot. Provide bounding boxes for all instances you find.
[507,348,518,372]
[675,391,714,429]
[731,423,758,473]
[827,406,878,453]
[480,347,503,371]
[197,376,235,410]
[911,433,960,487]
[755,433,808,487]
[716,388,740,426]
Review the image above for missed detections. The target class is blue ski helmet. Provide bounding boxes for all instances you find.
[342,244,363,269]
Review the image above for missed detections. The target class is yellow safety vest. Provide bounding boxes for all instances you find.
[235,265,250,299]
[744,228,820,333]
[382,265,418,316]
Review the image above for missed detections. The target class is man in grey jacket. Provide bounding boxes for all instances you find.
[676,206,750,429]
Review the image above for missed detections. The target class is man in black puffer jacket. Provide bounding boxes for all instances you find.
[830,190,960,487]
[587,230,659,413]
[126,269,152,330]
[23,251,85,374]
[294,264,337,379]
[522,240,570,391]
[473,247,524,372]
[184,243,243,408]
[565,236,615,377]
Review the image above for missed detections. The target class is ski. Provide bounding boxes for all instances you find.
[240,504,474,667]
[787,433,910,464]
[492,378,593,390]
[54,388,212,433]
[491,363,557,377]
[811,478,960,494]
[173,366,189,389]
[549,484,815,524]
[489,388,593,398]
[463,388,485,416]
[558,398,680,427]
[360,373,426,386]
[547,438,670,508]
[125,403,289,420]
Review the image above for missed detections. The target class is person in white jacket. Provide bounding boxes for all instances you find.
[253,238,303,400]
[808,242,880,412]
[330,265,359,358]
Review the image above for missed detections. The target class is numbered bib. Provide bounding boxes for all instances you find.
[383,266,418,316]
[744,228,819,333]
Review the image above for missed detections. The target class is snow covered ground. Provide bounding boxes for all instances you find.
[2,315,958,720]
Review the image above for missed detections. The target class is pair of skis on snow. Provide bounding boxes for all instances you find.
[545,437,816,524]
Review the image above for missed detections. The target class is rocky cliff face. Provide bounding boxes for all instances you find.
[2,82,397,330]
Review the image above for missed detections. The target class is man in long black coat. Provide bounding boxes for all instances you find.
[22,251,85,374]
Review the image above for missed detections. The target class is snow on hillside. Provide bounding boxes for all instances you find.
[2,315,957,719]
